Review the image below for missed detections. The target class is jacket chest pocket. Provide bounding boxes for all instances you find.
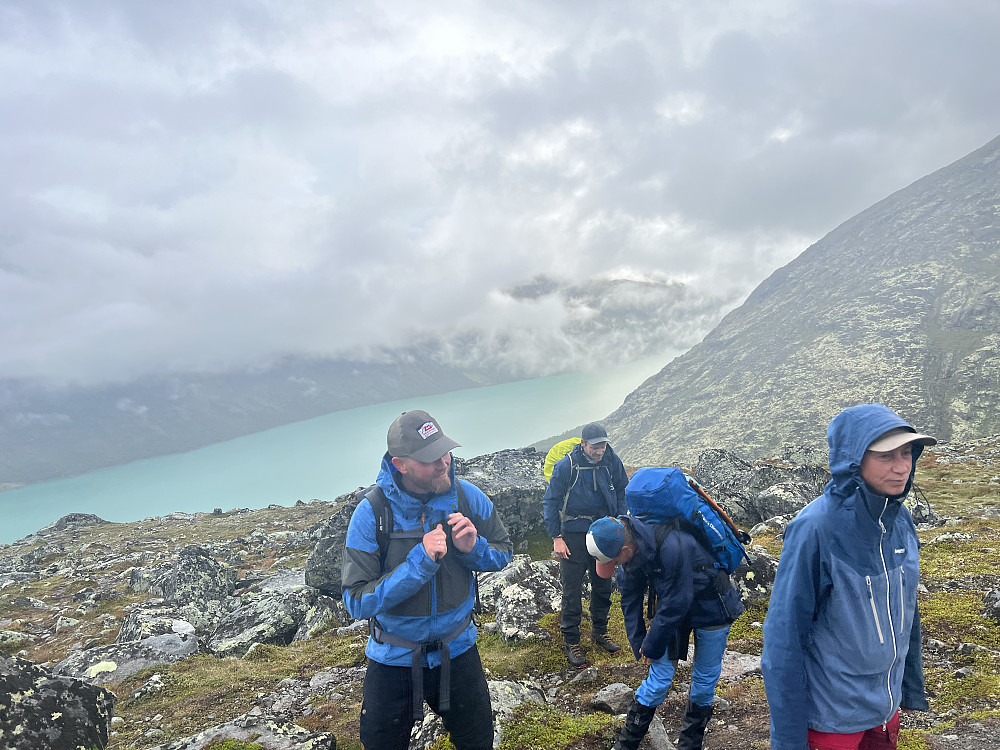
[811,556,896,670]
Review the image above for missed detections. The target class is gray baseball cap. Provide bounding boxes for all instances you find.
[387,410,460,463]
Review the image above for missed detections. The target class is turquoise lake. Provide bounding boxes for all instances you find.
[0,355,675,544]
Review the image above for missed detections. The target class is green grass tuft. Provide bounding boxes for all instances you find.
[496,701,617,750]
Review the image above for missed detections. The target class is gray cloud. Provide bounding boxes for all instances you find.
[2,0,998,387]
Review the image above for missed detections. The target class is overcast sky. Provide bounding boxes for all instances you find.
[3,0,999,388]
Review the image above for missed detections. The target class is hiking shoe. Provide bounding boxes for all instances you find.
[565,642,588,668]
[593,633,622,653]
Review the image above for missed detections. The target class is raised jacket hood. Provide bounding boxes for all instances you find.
[826,403,927,500]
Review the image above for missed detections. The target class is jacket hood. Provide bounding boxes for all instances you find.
[826,404,926,499]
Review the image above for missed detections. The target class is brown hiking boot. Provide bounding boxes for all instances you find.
[565,642,588,668]
[593,632,622,653]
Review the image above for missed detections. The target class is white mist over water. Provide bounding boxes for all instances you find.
[0,354,675,544]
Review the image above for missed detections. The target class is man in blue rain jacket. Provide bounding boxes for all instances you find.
[762,404,933,750]
[341,410,512,750]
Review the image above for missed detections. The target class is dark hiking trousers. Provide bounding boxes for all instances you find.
[360,644,494,750]
[559,531,613,643]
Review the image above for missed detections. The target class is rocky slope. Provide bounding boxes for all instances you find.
[1,440,998,749]
[606,134,1000,467]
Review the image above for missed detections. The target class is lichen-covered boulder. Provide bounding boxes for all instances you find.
[303,493,358,597]
[163,544,237,606]
[454,448,547,542]
[478,554,558,612]
[294,594,352,641]
[732,547,778,607]
[754,482,817,521]
[0,630,32,648]
[53,632,199,684]
[207,588,315,658]
[1,652,115,749]
[144,711,336,749]
[410,678,546,750]
[117,599,196,642]
[693,448,829,527]
[491,555,562,641]
[128,561,174,597]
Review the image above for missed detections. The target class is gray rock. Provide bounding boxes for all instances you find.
[33,513,109,538]
[478,554,557,612]
[492,555,562,641]
[303,493,359,597]
[0,571,38,590]
[0,630,31,646]
[163,544,237,607]
[591,682,634,713]
[129,672,167,702]
[982,587,1000,624]
[646,715,675,750]
[409,678,546,750]
[454,448,548,541]
[732,548,778,606]
[246,665,366,723]
[129,561,174,597]
[53,632,199,684]
[144,711,336,749]
[692,449,829,527]
[8,596,49,609]
[754,482,817,521]
[719,650,763,681]
[910,489,944,527]
[251,567,307,594]
[207,588,315,658]
[294,594,351,641]
[118,600,196,642]
[749,515,793,537]
[0,652,116,750]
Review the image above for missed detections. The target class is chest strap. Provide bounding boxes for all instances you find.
[371,614,473,721]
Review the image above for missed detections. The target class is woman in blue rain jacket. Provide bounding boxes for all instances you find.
[762,404,932,750]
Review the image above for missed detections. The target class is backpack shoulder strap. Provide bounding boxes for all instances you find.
[452,480,483,618]
[359,485,393,566]
[559,453,584,523]
[454,480,470,517]
[653,519,675,549]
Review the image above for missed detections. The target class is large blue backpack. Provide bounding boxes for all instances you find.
[625,467,751,574]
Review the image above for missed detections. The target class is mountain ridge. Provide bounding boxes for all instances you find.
[606,134,1000,466]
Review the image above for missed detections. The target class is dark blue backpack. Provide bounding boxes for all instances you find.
[625,467,751,574]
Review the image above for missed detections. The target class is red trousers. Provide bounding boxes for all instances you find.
[808,711,900,750]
